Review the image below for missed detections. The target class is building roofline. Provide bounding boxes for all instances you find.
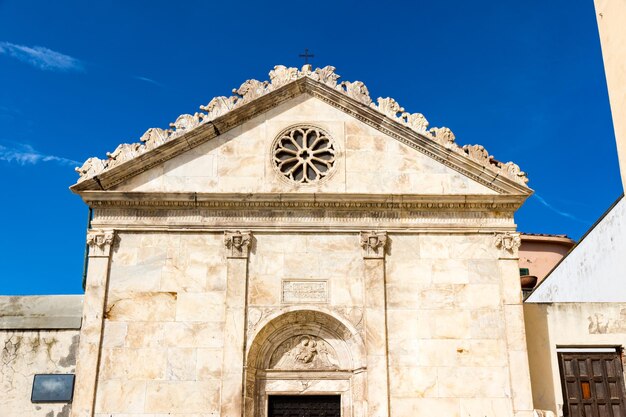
[524,193,625,303]
[71,65,532,196]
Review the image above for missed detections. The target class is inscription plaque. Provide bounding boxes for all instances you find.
[282,280,328,303]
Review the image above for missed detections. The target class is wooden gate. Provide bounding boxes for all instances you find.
[559,350,626,417]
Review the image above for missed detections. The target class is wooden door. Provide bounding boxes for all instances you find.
[268,395,341,417]
[559,351,626,417]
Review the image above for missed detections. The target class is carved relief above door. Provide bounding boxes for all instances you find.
[244,308,366,417]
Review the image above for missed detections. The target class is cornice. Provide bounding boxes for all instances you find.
[71,65,532,196]
[81,192,527,211]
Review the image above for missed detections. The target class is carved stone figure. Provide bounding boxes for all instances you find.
[269,65,299,88]
[494,232,521,252]
[75,157,106,180]
[199,96,237,122]
[169,113,202,132]
[429,127,456,149]
[224,230,252,258]
[86,229,115,257]
[375,97,404,119]
[463,144,492,164]
[360,231,388,259]
[269,335,339,370]
[339,81,372,105]
[498,161,529,184]
[233,79,269,104]
[404,112,429,132]
[311,65,339,88]
[140,128,170,151]
[106,143,142,168]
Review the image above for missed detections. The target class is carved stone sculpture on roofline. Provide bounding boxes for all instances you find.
[74,64,529,186]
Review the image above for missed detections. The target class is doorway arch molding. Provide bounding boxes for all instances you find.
[244,307,367,417]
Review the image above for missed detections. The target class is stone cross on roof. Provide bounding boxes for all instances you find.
[299,48,314,65]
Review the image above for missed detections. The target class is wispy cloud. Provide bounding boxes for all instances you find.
[0,143,79,166]
[533,193,589,224]
[0,41,83,72]
[134,75,163,87]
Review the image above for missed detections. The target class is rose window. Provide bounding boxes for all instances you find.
[272,126,336,183]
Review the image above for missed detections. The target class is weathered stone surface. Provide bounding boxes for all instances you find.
[0,295,83,329]
[0,330,79,417]
[64,65,533,417]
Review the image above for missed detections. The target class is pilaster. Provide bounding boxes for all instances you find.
[71,229,115,417]
[496,232,535,417]
[220,230,252,417]
[360,231,390,417]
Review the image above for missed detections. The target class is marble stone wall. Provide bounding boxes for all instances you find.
[86,229,532,417]
[95,232,225,416]
[112,95,496,196]
[385,233,528,417]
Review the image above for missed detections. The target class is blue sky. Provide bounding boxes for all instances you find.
[0,1,622,295]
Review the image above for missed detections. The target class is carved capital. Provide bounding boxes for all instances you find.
[224,230,252,258]
[86,229,115,257]
[360,231,388,259]
[494,232,521,258]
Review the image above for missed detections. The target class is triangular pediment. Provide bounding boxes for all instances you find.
[71,65,532,199]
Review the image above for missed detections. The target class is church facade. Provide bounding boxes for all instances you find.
[66,65,534,417]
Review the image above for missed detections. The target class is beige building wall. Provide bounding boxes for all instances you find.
[525,303,626,416]
[0,296,83,417]
[594,0,626,190]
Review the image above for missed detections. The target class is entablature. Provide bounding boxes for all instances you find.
[85,192,520,232]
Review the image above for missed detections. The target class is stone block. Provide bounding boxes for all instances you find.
[105,292,177,322]
[432,260,470,284]
[459,398,513,417]
[429,310,471,339]
[468,259,500,283]
[101,321,127,348]
[470,310,506,339]
[418,284,456,309]
[419,235,451,259]
[504,304,527,349]
[176,292,226,322]
[164,322,224,348]
[391,398,459,417]
[456,284,501,309]
[167,348,197,381]
[125,321,165,348]
[99,348,166,380]
[508,350,534,411]
[144,381,221,413]
[196,348,223,380]
[94,380,146,414]
[388,365,438,398]
[438,367,510,398]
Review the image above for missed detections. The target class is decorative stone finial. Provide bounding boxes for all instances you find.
[224,231,252,258]
[360,231,388,259]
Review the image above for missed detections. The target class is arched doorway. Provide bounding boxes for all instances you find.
[244,309,366,417]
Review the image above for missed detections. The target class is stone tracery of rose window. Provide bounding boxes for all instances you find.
[272,125,336,184]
